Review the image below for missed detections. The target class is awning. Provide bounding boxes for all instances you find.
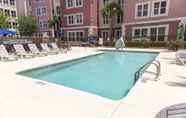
[0,28,16,36]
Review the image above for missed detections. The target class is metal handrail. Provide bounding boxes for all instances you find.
[152,60,161,80]
[133,59,161,85]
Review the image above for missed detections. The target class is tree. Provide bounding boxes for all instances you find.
[0,12,8,28]
[48,15,61,38]
[17,16,37,36]
[101,2,123,41]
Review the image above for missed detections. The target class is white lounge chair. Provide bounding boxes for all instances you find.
[50,43,64,53]
[40,43,58,55]
[28,43,47,56]
[0,45,18,61]
[13,44,35,58]
[176,50,186,65]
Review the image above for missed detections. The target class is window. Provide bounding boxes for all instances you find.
[36,8,41,16]
[115,30,122,39]
[68,15,74,25]
[136,2,149,18]
[0,8,3,13]
[12,22,17,29]
[39,21,42,28]
[134,29,141,38]
[103,15,108,24]
[103,0,109,5]
[43,21,48,28]
[133,28,148,40]
[56,6,60,15]
[141,28,148,37]
[150,28,157,41]
[66,13,83,25]
[133,25,168,41]
[10,0,15,6]
[66,0,73,8]
[76,0,83,7]
[65,0,83,8]
[4,9,10,16]
[118,0,122,5]
[67,31,84,41]
[150,27,166,41]
[102,31,109,40]
[42,7,46,16]
[11,10,16,17]
[36,7,47,16]
[3,0,8,5]
[152,0,167,16]
[117,13,123,24]
[76,14,83,24]
[39,21,48,29]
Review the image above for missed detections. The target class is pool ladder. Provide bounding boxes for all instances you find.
[152,60,161,81]
[134,60,161,85]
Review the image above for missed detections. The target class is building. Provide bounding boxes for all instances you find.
[52,0,60,16]
[123,0,186,42]
[98,0,123,41]
[16,0,32,16]
[60,0,99,41]
[0,0,17,31]
[29,0,54,37]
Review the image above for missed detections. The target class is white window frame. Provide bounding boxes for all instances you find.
[65,13,84,26]
[116,13,123,24]
[67,30,84,41]
[36,7,41,16]
[135,2,150,19]
[151,0,169,17]
[103,15,109,25]
[102,30,109,40]
[36,6,47,16]
[65,0,83,9]
[132,24,169,41]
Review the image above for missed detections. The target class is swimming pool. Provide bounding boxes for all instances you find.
[18,51,158,100]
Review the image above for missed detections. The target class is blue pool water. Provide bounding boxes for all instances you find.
[18,51,158,100]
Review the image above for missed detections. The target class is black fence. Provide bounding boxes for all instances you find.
[0,35,186,49]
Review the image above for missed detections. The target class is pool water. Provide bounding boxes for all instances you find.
[19,51,158,100]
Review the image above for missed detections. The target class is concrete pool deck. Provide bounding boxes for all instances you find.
[0,47,186,118]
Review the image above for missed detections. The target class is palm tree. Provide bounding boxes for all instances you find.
[101,2,123,41]
[49,15,61,38]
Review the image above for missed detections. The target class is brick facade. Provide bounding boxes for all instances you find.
[123,0,186,41]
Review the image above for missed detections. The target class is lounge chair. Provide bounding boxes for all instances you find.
[40,43,58,55]
[28,43,47,56]
[0,45,18,61]
[50,43,65,53]
[176,50,186,65]
[13,44,35,58]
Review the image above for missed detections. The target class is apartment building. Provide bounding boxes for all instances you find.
[0,0,17,31]
[29,0,54,37]
[99,0,123,41]
[60,0,98,41]
[123,0,186,42]
[52,0,60,16]
[16,0,32,16]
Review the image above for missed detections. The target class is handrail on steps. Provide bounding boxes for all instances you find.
[134,60,161,85]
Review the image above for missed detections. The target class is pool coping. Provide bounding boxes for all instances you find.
[2,47,184,118]
[16,50,159,101]
[16,52,104,74]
